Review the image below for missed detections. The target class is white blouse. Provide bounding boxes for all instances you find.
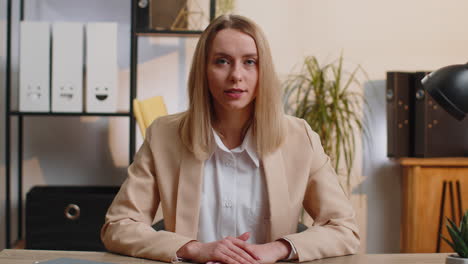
[198,127,268,244]
[197,127,297,259]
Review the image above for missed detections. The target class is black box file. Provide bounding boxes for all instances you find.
[26,186,119,251]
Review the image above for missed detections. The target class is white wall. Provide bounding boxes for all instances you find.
[2,0,468,253]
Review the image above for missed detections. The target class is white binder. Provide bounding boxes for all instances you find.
[19,22,51,112]
[85,23,118,113]
[52,22,84,112]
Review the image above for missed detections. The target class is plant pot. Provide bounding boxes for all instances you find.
[446,254,468,264]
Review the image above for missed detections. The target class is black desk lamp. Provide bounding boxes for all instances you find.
[422,64,468,120]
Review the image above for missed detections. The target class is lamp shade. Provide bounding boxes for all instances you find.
[422,64,468,120]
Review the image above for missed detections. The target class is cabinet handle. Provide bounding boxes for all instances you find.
[64,204,80,220]
[138,0,148,8]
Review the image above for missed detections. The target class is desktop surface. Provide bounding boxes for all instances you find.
[0,249,452,264]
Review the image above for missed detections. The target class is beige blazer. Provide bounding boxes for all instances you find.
[101,114,360,263]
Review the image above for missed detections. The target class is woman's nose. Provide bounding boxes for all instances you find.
[230,63,242,83]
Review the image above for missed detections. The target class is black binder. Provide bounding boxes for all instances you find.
[413,71,468,157]
[386,72,415,157]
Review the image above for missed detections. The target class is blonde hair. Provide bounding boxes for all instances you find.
[179,14,286,160]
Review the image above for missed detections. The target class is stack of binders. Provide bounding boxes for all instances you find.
[19,21,118,113]
[387,71,468,158]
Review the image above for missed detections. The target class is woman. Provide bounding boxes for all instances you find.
[101,14,359,264]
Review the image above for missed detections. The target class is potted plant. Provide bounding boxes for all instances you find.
[283,54,369,192]
[442,211,468,264]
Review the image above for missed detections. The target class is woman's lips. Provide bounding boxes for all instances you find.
[224,89,246,99]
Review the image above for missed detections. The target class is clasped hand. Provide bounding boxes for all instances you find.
[176,232,291,264]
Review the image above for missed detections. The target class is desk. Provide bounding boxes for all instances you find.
[0,250,162,264]
[0,250,452,264]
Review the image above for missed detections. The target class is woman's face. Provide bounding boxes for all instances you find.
[206,29,258,116]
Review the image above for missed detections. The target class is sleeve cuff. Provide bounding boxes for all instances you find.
[171,256,185,263]
[280,237,298,260]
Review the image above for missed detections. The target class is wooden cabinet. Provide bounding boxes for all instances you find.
[400,158,468,253]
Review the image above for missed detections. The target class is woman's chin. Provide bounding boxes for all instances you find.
[218,102,254,113]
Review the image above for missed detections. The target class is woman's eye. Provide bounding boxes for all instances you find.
[215,58,229,64]
[245,59,257,65]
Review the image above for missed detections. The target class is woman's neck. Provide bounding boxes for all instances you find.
[213,107,253,150]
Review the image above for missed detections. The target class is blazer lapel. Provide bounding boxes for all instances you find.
[175,148,204,239]
[262,149,291,241]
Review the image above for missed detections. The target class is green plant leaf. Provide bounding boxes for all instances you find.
[282,54,370,191]
[461,211,468,244]
[441,235,457,252]
[448,218,461,233]
[446,219,468,258]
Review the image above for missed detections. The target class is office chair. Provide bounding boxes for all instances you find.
[133,96,168,138]
[133,96,168,231]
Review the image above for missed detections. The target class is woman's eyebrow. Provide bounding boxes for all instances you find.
[212,52,258,57]
[243,53,258,58]
[212,52,231,57]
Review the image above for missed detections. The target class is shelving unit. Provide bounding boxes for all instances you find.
[4,0,216,249]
